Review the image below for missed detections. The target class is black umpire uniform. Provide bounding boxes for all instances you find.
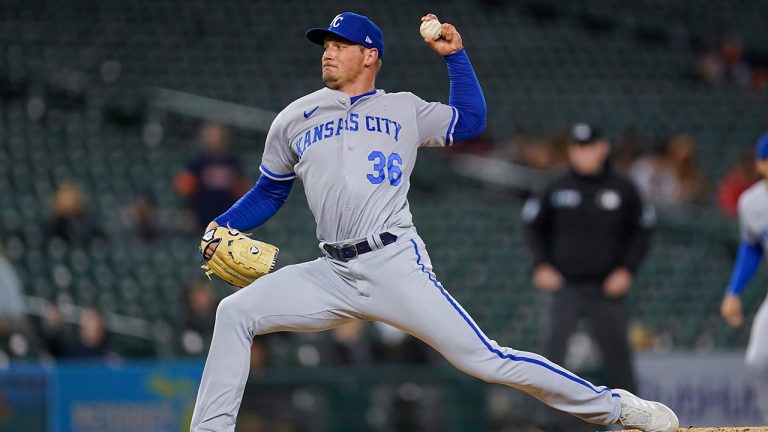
[523,124,653,393]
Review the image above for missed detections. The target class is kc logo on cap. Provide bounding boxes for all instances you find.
[306,12,386,58]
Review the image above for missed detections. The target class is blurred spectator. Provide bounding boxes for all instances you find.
[696,35,751,88]
[447,128,497,156]
[694,33,768,92]
[46,181,105,244]
[180,281,218,356]
[629,134,707,207]
[249,337,270,374]
[372,322,432,364]
[40,304,66,358]
[663,134,708,203]
[67,307,111,358]
[122,189,159,243]
[508,130,568,170]
[173,123,250,230]
[321,320,372,366]
[718,151,758,217]
[0,249,32,359]
[41,305,113,359]
[0,250,26,338]
[627,147,661,201]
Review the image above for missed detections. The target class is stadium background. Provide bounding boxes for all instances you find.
[0,0,767,431]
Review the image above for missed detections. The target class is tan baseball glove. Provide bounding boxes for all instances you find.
[200,226,279,288]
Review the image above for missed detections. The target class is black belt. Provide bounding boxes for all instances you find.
[323,232,398,262]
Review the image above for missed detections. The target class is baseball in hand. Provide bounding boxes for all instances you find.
[420,19,442,41]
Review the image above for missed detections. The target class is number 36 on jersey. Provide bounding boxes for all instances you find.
[367,150,402,186]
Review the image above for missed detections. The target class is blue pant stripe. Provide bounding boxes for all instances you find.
[409,239,618,397]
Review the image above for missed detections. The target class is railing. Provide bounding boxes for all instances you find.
[150,87,277,132]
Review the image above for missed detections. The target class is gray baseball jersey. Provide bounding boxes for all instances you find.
[260,87,457,243]
[736,180,768,422]
[190,88,623,431]
[739,180,768,249]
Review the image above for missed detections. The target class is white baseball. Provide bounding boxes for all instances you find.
[420,19,442,41]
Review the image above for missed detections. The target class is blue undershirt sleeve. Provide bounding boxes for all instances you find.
[213,175,294,232]
[445,49,487,142]
[726,240,764,295]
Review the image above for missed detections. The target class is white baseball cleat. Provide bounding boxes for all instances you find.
[614,389,679,432]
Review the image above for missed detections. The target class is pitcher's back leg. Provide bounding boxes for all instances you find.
[360,238,621,425]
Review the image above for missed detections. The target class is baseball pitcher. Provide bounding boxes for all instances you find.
[190,12,678,432]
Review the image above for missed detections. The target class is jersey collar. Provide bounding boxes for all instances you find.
[350,88,378,105]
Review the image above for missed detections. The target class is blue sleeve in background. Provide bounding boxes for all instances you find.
[445,49,487,142]
[726,241,764,295]
[214,175,294,232]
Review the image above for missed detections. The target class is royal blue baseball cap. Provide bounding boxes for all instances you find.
[756,132,768,160]
[306,12,385,58]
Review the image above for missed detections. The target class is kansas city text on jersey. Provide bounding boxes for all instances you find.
[295,113,403,158]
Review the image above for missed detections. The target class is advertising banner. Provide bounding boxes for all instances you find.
[0,364,47,432]
[51,361,203,432]
[637,352,763,427]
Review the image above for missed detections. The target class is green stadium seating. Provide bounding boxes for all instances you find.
[1,0,766,359]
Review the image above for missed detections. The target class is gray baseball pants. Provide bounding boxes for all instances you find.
[746,293,768,423]
[190,233,622,431]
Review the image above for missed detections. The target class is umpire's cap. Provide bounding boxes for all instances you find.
[756,132,768,160]
[570,123,603,145]
[306,12,385,58]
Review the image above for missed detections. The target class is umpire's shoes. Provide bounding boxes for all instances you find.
[615,389,679,432]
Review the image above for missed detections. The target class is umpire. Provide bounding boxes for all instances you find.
[522,123,654,393]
